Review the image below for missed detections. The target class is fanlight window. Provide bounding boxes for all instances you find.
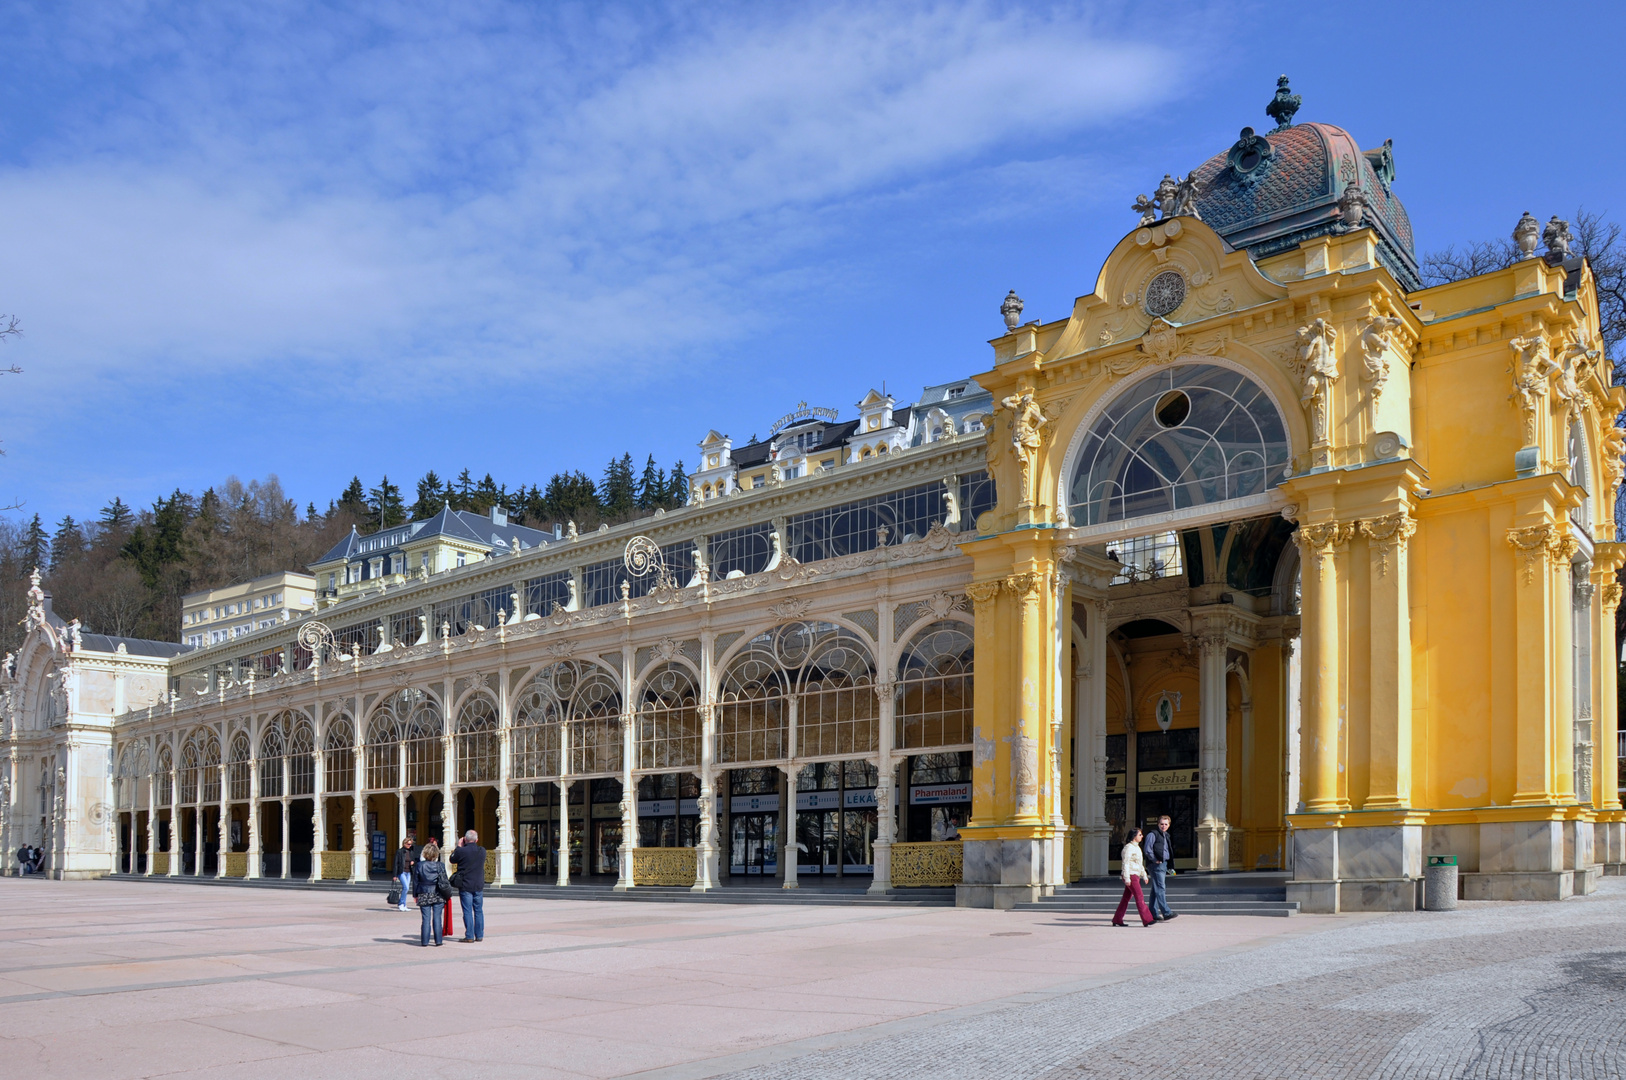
[259,721,286,799]
[510,661,623,780]
[456,694,500,784]
[227,731,253,801]
[718,622,877,764]
[288,720,315,796]
[325,717,356,793]
[896,620,974,750]
[198,733,221,803]
[636,663,701,771]
[156,745,173,807]
[1068,364,1289,526]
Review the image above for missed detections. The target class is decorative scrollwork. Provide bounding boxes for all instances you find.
[632,846,697,886]
[296,621,342,663]
[624,536,678,593]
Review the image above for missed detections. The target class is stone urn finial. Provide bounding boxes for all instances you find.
[1001,290,1024,333]
[1265,74,1301,132]
[1512,211,1540,260]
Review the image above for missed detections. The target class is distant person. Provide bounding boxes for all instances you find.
[29,845,43,874]
[1142,815,1177,922]
[393,837,417,912]
[1112,827,1155,928]
[17,844,33,875]
[413,841,449,947]
[450,830,487,943]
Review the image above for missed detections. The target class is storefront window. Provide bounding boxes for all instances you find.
[906,751,971,844]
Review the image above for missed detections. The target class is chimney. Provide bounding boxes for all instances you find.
[553,523,562,541]
[490,506,508,527]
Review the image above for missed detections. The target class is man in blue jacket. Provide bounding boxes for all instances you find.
[1142,815,1177,921]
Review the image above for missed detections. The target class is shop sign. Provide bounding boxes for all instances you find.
[678,798,699,815]
[796,791,841,811]
[910,782,971,805]
[1138,768,1199,792]
[1105,773,1126,795]
[730,794,780,813]
[843,788,876,809]
[591,801,622,818]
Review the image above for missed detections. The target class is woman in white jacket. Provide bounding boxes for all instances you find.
[1112,826,1156,927]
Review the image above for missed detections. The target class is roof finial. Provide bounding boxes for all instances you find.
[1265,74,1300,132]
[1000,290,1024,333]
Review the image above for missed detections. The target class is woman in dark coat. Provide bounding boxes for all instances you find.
[413,841,449,947]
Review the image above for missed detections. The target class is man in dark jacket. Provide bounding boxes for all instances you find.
[450,830,487,942]
[1142,815,1177,921]
[392,838,417,912]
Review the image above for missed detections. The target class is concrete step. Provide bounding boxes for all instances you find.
[105,874,956,907]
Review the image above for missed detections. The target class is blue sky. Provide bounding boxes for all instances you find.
[1,0,1622,529]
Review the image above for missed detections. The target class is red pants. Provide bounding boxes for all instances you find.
[1113,877,1154,926]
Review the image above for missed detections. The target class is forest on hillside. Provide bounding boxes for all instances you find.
[0,454,687,654]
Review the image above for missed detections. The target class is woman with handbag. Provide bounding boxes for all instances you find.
[1112,826,1156,928]
[413,841,451,946]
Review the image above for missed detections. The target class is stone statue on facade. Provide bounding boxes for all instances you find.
[1513,211,1541,259]
[1000,290,1024,333]
[1543,216,1573,264]
[999,390,1047,509]
[1168,174,1203,220]
[1293,319,1339,405]
[1359,314,1404,409]
[1508,334,1555,445]
[1131,192,1157,226]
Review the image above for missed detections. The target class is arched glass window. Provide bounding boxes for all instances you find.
[325,717,356,793]
[455,694,500,785]
[895,620,974,751]
[1068,364,1289,526]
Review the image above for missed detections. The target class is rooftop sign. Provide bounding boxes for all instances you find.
[769,400,840,435]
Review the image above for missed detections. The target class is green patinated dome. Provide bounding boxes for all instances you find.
[1189,116,1421,292]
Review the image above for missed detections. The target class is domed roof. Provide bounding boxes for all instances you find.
[1187,83,1420,291]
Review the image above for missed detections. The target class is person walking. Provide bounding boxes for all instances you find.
[449,830,487,943]
[1142,814,1177,922]
[413,841,449,947]
[1112,826,1156,928]
[393,837,417,912]
[17,844,33,875]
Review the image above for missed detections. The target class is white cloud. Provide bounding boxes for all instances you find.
[0,2,1188,398]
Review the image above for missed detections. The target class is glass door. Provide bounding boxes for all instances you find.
[730,813,779,875]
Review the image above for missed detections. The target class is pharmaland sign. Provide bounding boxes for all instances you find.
[910,782,972,805]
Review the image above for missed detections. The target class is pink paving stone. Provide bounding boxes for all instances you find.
[0,877,1330,1079]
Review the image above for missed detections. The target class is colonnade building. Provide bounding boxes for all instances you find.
[3,89,1622,911]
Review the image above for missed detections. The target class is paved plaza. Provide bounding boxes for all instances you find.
[1,878,1622,1079]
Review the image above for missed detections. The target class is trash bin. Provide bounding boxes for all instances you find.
[1424,855,1458,911]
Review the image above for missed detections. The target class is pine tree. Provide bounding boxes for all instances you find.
[306,502,319,523]
[453,469,475,511]
[337,477,369,519]
[368,476,406,529]
[99,497,134,535]
[473,473,501,513]
[51,516,85,569]
[635,455,664,511]
[601,454,636,518]
[22,514,49,573]
[666,460,689,507]
[412,471,445,519]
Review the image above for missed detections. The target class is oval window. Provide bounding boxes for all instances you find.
[1154,390,1190,428]
[1143,271,1187,317]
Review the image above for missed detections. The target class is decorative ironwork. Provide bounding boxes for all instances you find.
[890,840,963,886]
[1067,830,1085,882]
[224,852,249,878]
[624,535,684,602]
[320,851,351,880]
[152,852,170,875]
[297,621,343,664]
[632,846,698,886]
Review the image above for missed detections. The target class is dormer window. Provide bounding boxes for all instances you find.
[867,417,879,430]
[709,455,720,467]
